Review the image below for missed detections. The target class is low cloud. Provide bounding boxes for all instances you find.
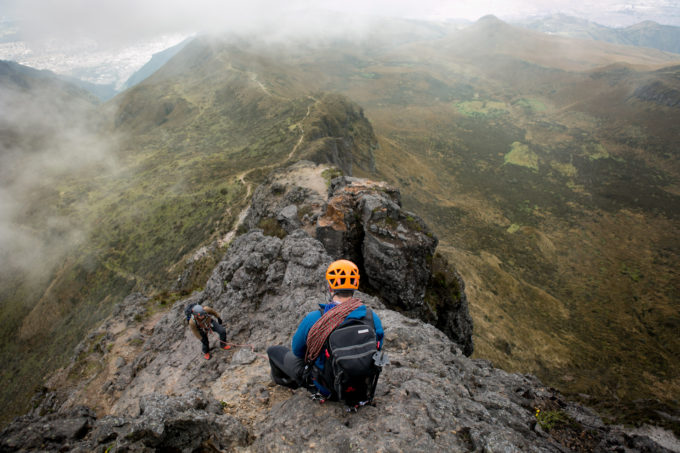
[0,67,119,284]
[3,0,678,49]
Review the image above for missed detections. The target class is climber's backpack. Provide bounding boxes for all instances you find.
[184,303,198,322]
[314,309,382,407]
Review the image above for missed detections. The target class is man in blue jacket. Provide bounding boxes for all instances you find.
[267,259,384,398]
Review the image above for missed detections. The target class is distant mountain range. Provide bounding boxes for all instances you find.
[2,14,678,103]
[516,13,680,55]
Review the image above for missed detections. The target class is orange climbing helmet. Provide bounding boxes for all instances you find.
[326,259,360,291]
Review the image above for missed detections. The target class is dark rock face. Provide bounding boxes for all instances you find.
[317,177,438,313]
[425,254,474,356]
[0,407,95,452]
[2,392,247,452]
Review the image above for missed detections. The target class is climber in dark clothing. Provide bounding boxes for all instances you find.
[188,305,230,360]
[267,259,384,395]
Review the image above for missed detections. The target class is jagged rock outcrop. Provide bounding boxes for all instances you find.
[242,161,330,237]
[2,392,248,452]
[317,177,437,312]
[315,176,474,355]
[240,163,473,355]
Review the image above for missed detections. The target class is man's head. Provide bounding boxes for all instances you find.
[192,305,207,319]
[326,259,360,297]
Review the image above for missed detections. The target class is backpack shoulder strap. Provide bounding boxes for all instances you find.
[363,307,373,325]
[185,303,197,321]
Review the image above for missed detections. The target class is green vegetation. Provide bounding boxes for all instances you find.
[620,263,642,282]
[455,100,509,118]
[551,161,577,178]
[257,218,287,238]
[535,408,572,431]
[515,98,547,112]
[322,167,344,186]
[583,143,610,161]
[504,142,539,171]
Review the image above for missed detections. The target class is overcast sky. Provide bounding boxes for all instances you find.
[1,0,678,87]
[2,0,679,46]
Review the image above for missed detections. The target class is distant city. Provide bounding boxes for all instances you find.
[0,20,188,90]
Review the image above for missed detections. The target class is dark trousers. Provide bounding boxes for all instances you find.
[200,319,227,353]
[267,345,305,389]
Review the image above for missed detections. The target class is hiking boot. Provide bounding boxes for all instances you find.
[204,353,211,360]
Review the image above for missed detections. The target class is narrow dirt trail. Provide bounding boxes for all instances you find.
[218,96,317,247]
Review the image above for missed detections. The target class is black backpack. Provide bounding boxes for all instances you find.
[315,309,384,407]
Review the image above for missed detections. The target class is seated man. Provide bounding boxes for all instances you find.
[267,260,384,404]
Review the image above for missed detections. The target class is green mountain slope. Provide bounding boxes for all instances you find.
[1,17,679,429]
[335,20,680,422]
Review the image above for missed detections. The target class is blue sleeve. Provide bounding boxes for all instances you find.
[373,312,384,348]
[291,311,321,359]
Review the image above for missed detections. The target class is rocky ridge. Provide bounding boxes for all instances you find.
[244,162,473,355]
[1,164,676,452]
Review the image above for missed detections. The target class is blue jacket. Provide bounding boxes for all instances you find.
[291,303,384,368]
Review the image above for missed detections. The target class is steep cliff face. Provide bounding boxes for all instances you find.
[2,166,676,452]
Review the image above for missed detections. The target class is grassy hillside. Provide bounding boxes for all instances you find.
[334,21,680,425]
